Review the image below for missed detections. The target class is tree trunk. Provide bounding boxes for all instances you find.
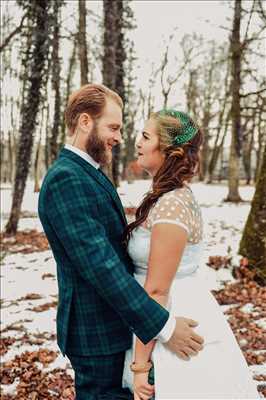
[112,0,126,187]
[219,145,225,182]
[226,0,242,202]
[207,57,231,184]
[208,127,228,183]
[186,69,198,118]
[239,144,266,284]
[34,137,42,192]
[102,0,121,186]
[7,130,14,184]
[78,0,88,85]
[60,34,77,145]
[9,97,16,184]
[49,0,61,165]
[44,97,51,171]
[242,124,254,185]
[199,114,211,181]
[254,106,264,183]
[34,102,45,192]
[5,0,51,235]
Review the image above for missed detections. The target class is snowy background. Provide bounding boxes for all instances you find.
[1,180,265,398]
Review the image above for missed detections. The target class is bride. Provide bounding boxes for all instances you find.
[122,109,259,399]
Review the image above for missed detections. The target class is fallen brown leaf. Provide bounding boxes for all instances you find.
[0,230,50,254]
[27,301,58,312]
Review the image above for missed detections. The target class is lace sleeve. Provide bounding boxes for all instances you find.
[147,188,203,243]
[147,191,192,234]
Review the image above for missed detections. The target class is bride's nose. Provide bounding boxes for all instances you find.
[135,140,141,150]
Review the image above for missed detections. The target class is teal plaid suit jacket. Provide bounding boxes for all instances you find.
[38,148,169,356]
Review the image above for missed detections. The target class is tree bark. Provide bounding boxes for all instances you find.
[102,0,124,186]
[78,0,88,85]
[239,144,266,284]
[60,34,77,145]
[0,12,28,53]
[199,113,211,181]
[112,0,126,187]
[49,0,61,165]
[226,0,243,202]
[102,0,117,183]
[102,1,118,91]
[34,137,42,193]
[242,120,254,185]
[5,0,51,235]
[254,99,265,183]
[207,115,229,183]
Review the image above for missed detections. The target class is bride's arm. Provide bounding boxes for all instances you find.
[133,223,188,395]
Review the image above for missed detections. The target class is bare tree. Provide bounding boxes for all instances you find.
[0,11,28,53]
[78,0,88,85]
[121,45,138,179]
[48,0,62,165]
[102,0,135,186]
[226,0,243,202]
[102,0,119,184]
[5,0,52,235]
[239,143,266,284]
[139,64,158,120]
[60,34,78,146]
[111,0,125,187]
[159,34,197,108]
[225,0,266,199]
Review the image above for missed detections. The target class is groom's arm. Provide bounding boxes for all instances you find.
[45,170,168,344]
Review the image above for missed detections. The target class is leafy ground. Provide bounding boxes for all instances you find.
[1,181,265,399]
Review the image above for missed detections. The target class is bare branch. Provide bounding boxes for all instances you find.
[0,12,28,53]
[240,88,266,98]
[242,25,266,49]
[257,0,266,23]
[243,0,256,45]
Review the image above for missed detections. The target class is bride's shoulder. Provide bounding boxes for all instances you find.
[160,186,194,203]
[151,188,191,216]
[153,187,200,217]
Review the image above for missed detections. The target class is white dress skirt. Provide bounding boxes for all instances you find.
[122,226,259,399]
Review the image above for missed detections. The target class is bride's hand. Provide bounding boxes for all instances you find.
[134,371,154,400]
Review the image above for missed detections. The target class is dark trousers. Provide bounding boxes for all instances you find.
[67,352,133,400]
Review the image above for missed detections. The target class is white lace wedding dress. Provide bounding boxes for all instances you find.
[122,187,259,399]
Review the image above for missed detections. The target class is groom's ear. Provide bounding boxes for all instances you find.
[78,112,93,134]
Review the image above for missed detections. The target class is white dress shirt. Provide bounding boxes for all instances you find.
[64,144,175,342]
[64,144,100,169]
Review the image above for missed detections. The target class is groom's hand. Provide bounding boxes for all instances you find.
[165,317,204,360]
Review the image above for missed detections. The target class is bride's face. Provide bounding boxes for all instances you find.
[136,118,165,176]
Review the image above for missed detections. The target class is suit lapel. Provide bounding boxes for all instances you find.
[59,149,127,225]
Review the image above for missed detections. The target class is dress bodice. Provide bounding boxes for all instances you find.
[128,226,203,279]
[128,186,203,280]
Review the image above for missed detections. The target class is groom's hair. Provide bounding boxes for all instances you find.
[65,83,123,135]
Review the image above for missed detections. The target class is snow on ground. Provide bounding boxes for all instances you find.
[1,180,265,397]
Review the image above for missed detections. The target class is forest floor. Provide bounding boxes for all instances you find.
[1,180,265,399]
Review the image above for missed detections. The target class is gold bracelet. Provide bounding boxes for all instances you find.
[130,360,153,373]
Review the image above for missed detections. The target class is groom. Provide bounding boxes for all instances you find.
[38,84,203,399]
